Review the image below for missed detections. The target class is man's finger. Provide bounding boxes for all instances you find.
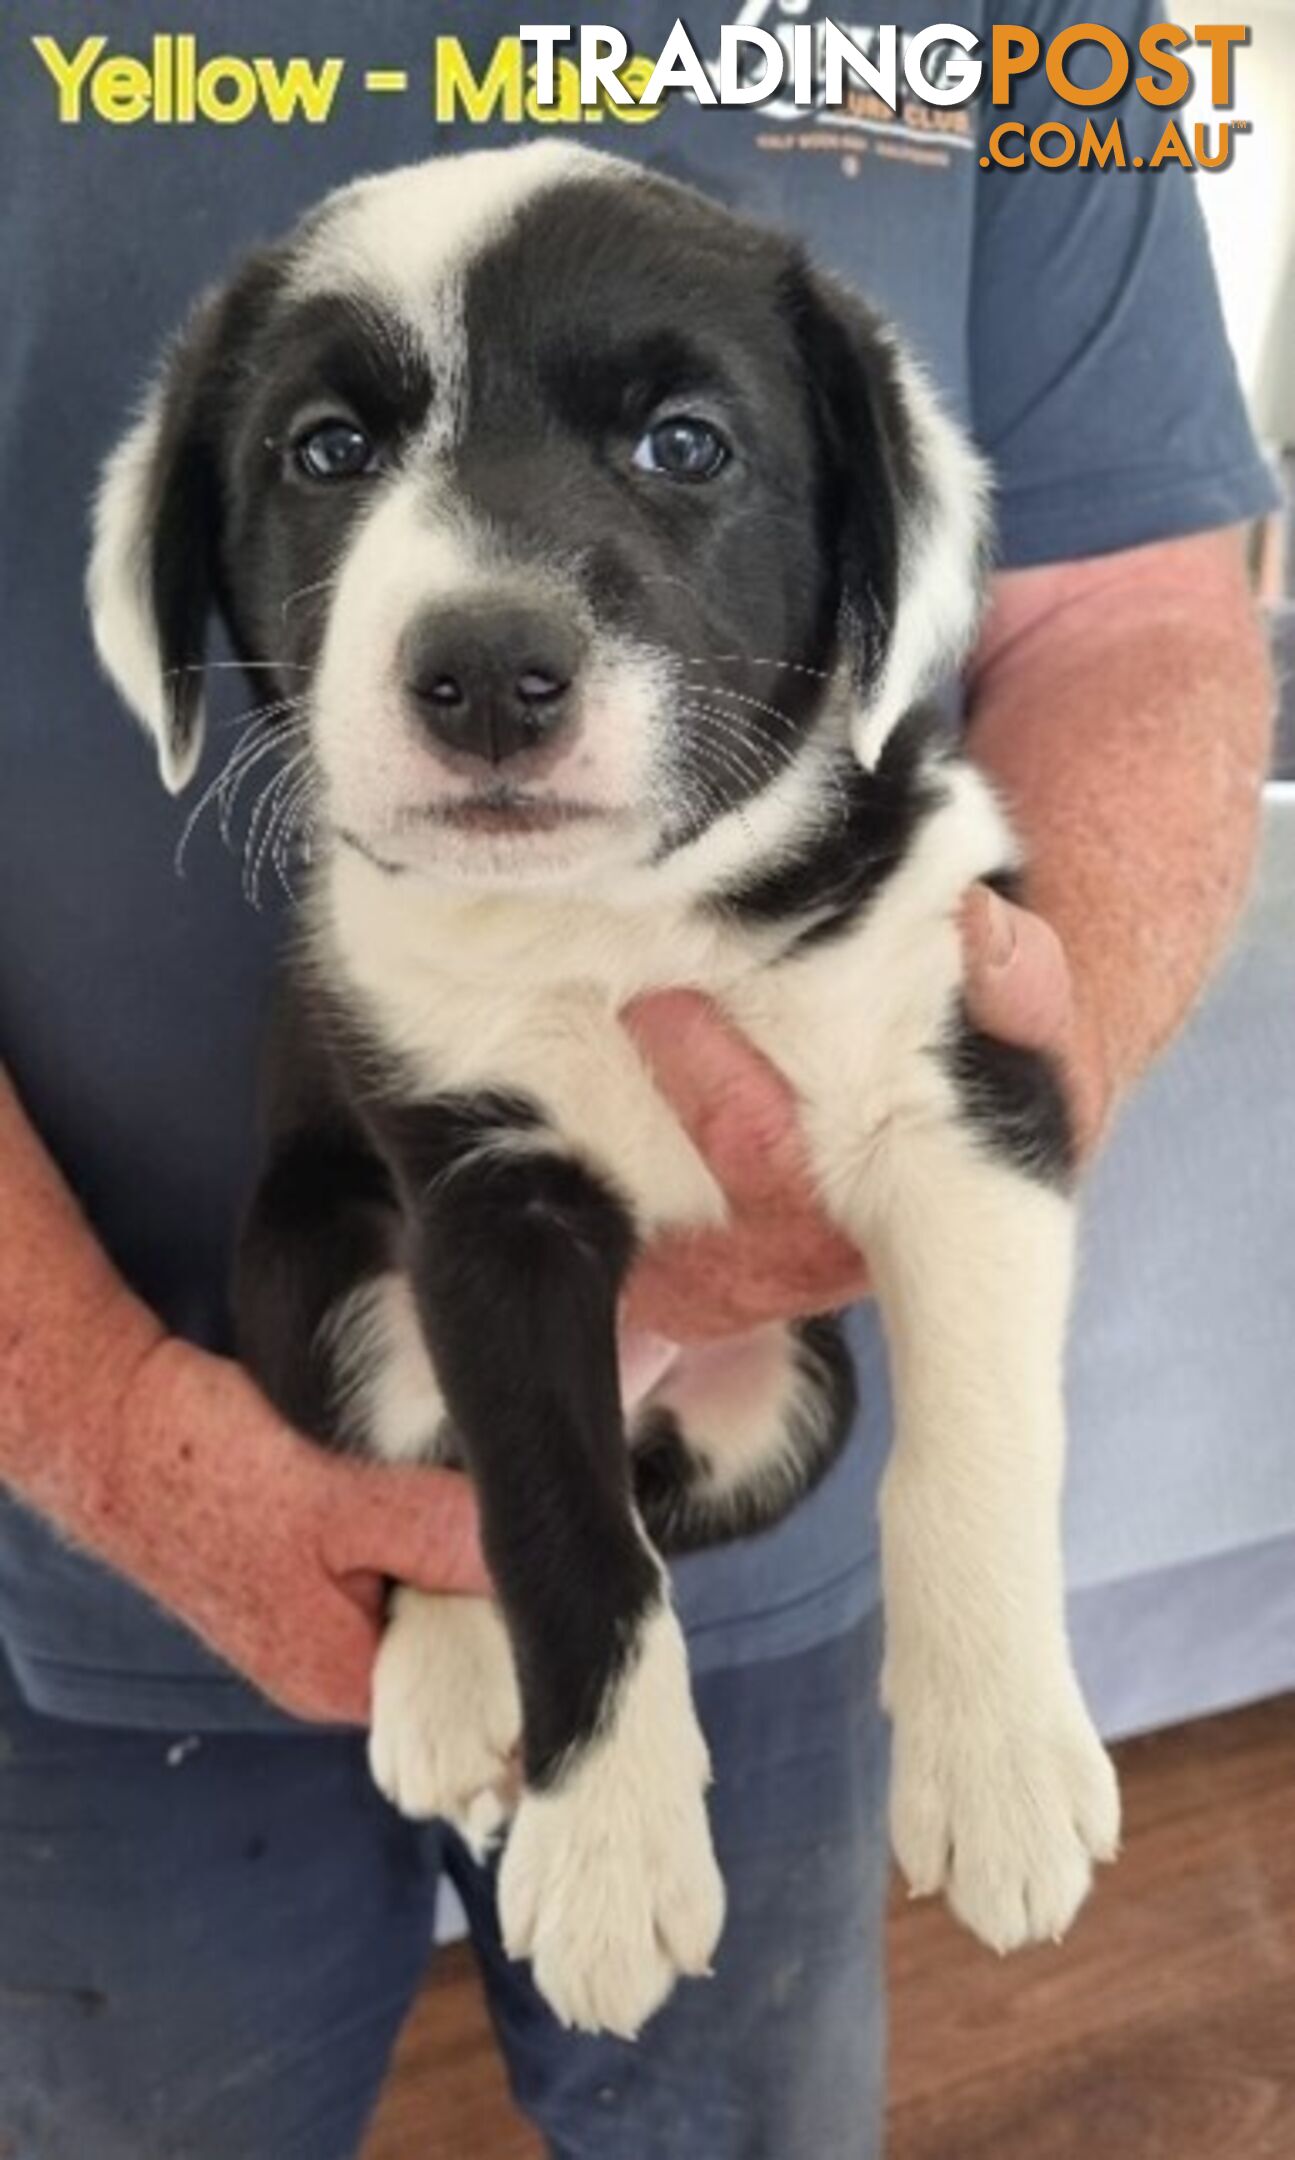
[621,989,807,1210]
[962,887,1074,1054]
[626,1232,870,1341]
[323,1462,491,1597]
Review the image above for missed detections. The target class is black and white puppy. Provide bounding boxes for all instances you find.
[89,141,1119,2038]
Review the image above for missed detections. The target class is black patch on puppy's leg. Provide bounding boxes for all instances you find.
[374,1098,661,1788]
[945,1004,1076,1190]
[233,974,413,1449]
[233,1123,401,1447]
[631,1411,704,1550]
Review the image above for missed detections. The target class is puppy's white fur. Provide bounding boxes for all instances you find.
[853,343,990,768]
[292,142,593,314]
[498,1596,724,2039]
[324,1271,447,1464]
[88,140,1117,2030]
[646,1323,829,1516]
[88,385,200,792]
[370,1588,520,1858]
[310,483,667,886]
[319,751,1118,1975]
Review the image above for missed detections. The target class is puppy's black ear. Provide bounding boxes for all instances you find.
[789,264,989,766]
[87,263,275,793]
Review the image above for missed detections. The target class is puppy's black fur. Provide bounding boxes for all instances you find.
[94,149,1073,1945]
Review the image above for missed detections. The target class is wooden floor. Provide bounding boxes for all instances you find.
[363,1694,1295,2159]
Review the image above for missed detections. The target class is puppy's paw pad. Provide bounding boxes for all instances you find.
[890,1680,1120,1954]
[369,1592,520,1839]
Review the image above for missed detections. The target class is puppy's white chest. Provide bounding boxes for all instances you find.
[319,835,972,1238]
[322,862,740,1231]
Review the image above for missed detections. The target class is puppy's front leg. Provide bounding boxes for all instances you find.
[384,1101,723,2039]
[861,1113,1120,1950]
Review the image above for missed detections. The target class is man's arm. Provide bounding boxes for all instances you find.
[0,1067,165,1516]
[0,1066,487,1721]
[968,526,1274,1144]
[623,526,1273,1338]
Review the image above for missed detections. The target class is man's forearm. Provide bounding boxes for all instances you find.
[0,1066,163,1525]
[966,530,1274,1134]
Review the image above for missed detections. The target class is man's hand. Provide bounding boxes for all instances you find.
[622,888,1097,1342]
[90,1339,489,1725]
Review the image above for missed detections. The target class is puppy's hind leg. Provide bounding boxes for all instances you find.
[630,1318,855,1553]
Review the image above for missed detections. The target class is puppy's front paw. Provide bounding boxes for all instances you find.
[887,1664,1120,1953]
[369,1589,520,1854]
[498,1609,725,2039]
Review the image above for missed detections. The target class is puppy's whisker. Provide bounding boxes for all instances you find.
[244,750,312,906]
[660,768,745,854]
[271,782,319,897]
[691,681,806,731]
[271,767,317,851]
[216,694,309,739]
[679,654,833,682]
[635,571,707,603]
[174,713,308,874]
[680,702,853,827]
[167,659,312,675]
[250,772,300,894]
[281,574,339,618]
[244,746,309,869]
[272,808,319,899]
[218,720,309,791]
[217,721,310,842]
[177,728,295,872]
[265,780,317,904]
[676,707,780,808]
[677,698,785,759]
[217,705,307,773]
[689,689,855,818]
[676,702,790,787]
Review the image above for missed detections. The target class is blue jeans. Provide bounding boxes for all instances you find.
[0,1613,886,2160]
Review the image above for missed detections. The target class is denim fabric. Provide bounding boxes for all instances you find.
[0,1612,887,2160]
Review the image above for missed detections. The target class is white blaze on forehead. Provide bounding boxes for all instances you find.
[287,142,639,460]
[288,140,625,309]
[310,477,496,827]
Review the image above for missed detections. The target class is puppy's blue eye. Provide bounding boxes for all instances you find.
[293,419,376,482]
[632,417,729,483]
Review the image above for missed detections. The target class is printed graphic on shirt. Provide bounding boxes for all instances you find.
[25,11,1254,182]
[712,3,977,178]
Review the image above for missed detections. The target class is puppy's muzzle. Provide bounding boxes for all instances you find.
[401,603,586,768]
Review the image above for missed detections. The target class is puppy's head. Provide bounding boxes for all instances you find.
[89,141,986,894]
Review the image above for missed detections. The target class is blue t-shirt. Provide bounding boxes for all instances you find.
[0,1,1275,1727]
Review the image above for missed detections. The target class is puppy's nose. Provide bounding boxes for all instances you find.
[401,604,584,765]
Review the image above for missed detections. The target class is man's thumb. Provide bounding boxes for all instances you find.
[321,1461,490,1597]
[962,888,1074,1054]
[622,989,805,1210]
